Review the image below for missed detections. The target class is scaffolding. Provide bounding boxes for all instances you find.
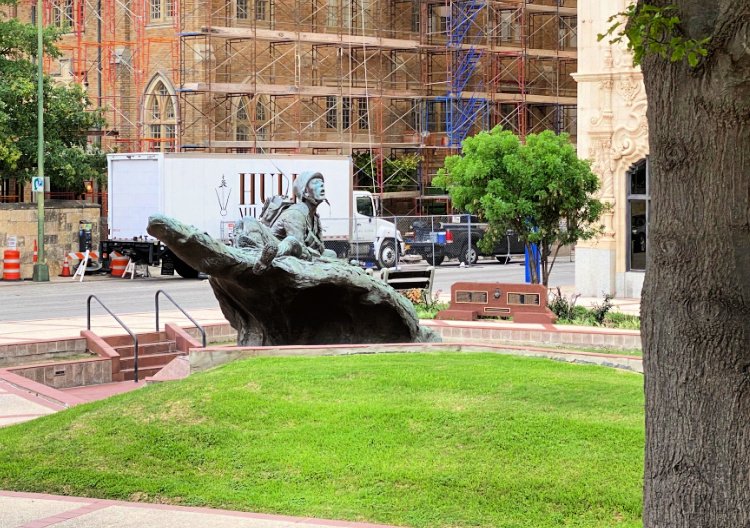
[17,0,577,214]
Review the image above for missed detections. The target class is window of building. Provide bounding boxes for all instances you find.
[627,158,650,271]
[559,16,577,50]
[235,97,251,141]
[255,0,269,20]
[429,5,449,35]
[499,11,517,43]
[327,0,352,28]
[255,98,269,140]
[325,96,337,129]
[426,100,446,132]
[357,98,369,130]
[52,0,74,30]
[149,0,175,23]
[237,0,248,19]
[411,2,420,32]
[144,79,177,152]
[342,97,351,130]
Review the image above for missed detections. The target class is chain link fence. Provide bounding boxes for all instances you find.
[224,214,535,269]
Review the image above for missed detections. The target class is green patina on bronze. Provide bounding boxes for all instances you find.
[147,213,438,346]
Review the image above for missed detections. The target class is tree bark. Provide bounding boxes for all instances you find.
[641,1,750,525]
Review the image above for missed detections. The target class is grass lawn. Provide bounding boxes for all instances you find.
[0,353,644,527]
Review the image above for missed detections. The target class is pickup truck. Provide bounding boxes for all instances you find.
[403,220,446,266]
[441,216,526,265]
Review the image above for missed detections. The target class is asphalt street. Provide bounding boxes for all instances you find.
[0,258,575,322]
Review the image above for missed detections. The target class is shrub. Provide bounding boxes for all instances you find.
[550,290,641,330]
[548,287,581,320]
[591,294,614,325]
[402,288,449,319]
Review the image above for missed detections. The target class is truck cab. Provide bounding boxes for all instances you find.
[352,190,405,268]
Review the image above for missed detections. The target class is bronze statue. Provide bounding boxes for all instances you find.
[234,171,337,274]
[147,170,439,346]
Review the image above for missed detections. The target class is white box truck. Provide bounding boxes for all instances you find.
[103,152,406,277]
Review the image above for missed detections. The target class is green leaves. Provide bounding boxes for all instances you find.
[598,3,710,68]
[0,15,105,191]
[435,127,606,284]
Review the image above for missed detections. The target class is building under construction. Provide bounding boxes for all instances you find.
[13,0,576,214]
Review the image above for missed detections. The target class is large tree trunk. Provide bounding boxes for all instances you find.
[641,1,750,525]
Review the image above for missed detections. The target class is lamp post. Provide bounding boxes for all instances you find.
[32,0,49,282]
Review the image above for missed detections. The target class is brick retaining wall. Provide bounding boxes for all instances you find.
[8,357,112,389]
[422,320,641,350]
[0,338,88,368]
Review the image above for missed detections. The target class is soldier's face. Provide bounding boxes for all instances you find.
[308,178,325,202]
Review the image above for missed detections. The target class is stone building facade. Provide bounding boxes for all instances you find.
[574,0,649,298]
[6,0,578,215]
[0,202,100,278]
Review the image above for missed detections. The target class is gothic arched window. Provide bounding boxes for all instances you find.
[144,79,177,152]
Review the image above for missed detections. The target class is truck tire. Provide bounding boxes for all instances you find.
[495,255,512,265]
[459,243,479,265]
[377,240,398,269]
[428,255,445,266]
[173,255,199,279]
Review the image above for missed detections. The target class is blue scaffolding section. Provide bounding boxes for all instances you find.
[443,1,490,147]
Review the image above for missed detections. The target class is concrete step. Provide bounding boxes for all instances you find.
[119,351,185,371]
[121,365,165,381]
[114,341,176,359]
[104,332,168,348]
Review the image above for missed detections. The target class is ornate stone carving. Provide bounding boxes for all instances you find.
[616,76,642,106]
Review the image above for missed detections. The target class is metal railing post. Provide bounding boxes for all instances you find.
[87,294,139,383]
[155,290,207,348]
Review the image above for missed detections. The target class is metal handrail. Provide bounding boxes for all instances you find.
[86,295,140,383]
[155,289,207,348]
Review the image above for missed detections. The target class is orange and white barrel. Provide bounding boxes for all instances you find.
[110,255,129,277]
[2,249,21,281]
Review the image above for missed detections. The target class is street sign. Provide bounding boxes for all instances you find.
[32,177,44,193]
[7,235,17,249]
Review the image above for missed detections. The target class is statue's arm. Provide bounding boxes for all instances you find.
[147,214,255,278]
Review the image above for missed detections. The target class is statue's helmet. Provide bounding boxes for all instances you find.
[293,171,324,200]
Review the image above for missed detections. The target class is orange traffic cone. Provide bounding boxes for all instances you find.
[33,239,38,263]
[60,257,71,277]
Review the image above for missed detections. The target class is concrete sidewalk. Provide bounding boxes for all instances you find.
[0,491,401,528]
[0,308,229,346]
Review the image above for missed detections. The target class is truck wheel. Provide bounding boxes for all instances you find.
[459,243,479,265]
[377,240,398,269]
[495,255,512,265]
[173,256,199,279]
[429,255,445,266]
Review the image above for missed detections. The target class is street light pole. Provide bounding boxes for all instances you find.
[32,0,49,282]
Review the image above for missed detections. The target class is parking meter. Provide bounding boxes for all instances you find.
[78,220,93,252]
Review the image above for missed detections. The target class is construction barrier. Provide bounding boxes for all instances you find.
[68,251,99,261]
[110,255,129,277]
[2,249,21,281]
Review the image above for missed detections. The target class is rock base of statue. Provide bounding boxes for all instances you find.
[147,214,439,346]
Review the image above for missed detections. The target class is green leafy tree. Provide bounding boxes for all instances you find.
[0,3,105,194]
[434,126,606,285]
[353,152,422,192]
[603,2,749,525]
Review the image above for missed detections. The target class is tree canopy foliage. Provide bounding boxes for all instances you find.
[434,127,606,285]
[0,2,105,192]
[353,152,422,193]
[599,3,710,67]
